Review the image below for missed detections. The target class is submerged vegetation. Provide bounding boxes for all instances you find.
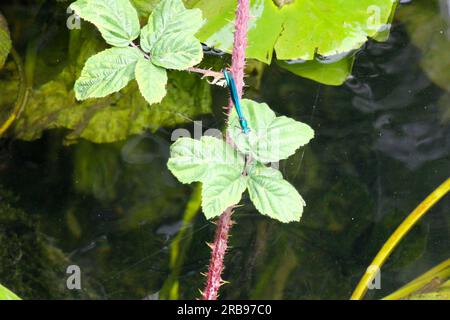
[0,0,448,300]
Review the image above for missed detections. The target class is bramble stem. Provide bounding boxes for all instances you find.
[201,0,250,300]
[130,42,150,59]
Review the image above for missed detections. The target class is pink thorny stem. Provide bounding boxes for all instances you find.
[201,0,250,300]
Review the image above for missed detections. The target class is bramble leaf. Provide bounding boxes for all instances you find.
[201,166,247,219]
[140,0,203,53]
[69,0,140,47]
[74,47,142,100]
[247,165,305,223]
[151,33,203,70]
[0,12,11,69]
[227,99,314,163]
[167,136,244,184]
[168,136,247,219]
[135,57,168,105]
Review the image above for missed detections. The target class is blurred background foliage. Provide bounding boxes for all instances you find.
[0,0,448,299]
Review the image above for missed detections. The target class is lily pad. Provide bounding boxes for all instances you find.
[277,55,355,85]
[191,0,397,63]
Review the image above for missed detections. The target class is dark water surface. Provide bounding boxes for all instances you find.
[0,1,449,299]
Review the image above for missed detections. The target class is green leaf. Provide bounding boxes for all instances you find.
[0,283,21,300]
[167,136,245,184]
[69,0,140,47]
[130,0,159,18]
[247,165,305,223]
[139,23,154,54]
[140,0,203,53]
[4,29,212,143]
[0,12,11,69]
[150,33,203,70]
[193,0,396,63]
[277,55,355,86]
[74,47,142,100]
[202,166,247,219]
[248,162,283,179]
[227,99,314,163]
[135,57,168,105]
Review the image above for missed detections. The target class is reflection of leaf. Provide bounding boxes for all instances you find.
[13,72,211,143]
[277,55,355,86]
[74,140,120,202]
[69,0,140,47]
[397,0,450,91]
[0,12,11,69]
[193,0,396,63]
[227,99,314,163]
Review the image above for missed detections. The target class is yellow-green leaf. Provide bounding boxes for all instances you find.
[193,0,396,63]
[247,165,305,223]
[201,166,248,219]
[0,284,21,300]
[227,99,314,163]
[74,47,142,100]
[135,57,168,105]
[140,0,203,53]
[70,0,140,47]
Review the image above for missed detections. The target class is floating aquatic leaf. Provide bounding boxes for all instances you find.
[193,0,397,63]
[277,55,355,86]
